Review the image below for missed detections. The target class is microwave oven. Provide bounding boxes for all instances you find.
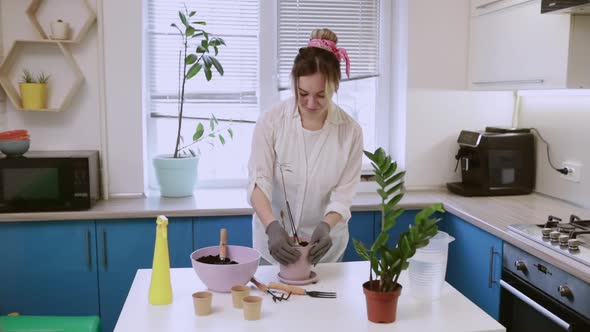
[0,150,100,212]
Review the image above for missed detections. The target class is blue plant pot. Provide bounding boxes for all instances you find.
[153,154,199,197]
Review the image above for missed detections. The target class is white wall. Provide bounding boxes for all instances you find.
[0,0,145,197]
[518,93,590,208]
[100,0,144,196]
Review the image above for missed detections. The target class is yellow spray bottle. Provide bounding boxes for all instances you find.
[148,215,172,305]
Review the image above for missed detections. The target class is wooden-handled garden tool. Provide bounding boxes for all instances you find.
[219,228,228,262]
[268,282,337,298]
[250,277,291,302]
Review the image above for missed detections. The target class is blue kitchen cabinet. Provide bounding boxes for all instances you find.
[0,220,99,316]
[193,215,252,249]
[343,212,375,261]
[440,214,503,320]
[96,217,192,332]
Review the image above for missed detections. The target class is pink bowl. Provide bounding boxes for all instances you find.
[190,245,261,293]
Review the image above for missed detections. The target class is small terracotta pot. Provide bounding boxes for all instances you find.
[362,280,402,324]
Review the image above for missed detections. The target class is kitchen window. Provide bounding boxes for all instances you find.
[145,0,388,189]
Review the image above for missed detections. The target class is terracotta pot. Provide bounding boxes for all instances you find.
[362,280,402,324]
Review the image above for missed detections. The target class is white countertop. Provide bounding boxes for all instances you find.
[114,261,505,332]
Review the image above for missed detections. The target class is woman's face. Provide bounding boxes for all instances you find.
[297,72,329,116]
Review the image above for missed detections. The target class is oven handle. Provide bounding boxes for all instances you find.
[500,280,571,331]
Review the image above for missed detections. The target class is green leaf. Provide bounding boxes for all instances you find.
[401,236,411,257]
[371,232,389,252]
[186,63,202,80]
[213,46,219,56]
[386,181,404,196]
[196,45,206,53]
[385,171,405,187]
[386,193,404,209]
[185,26,195,37]
[210,57,224,75]
[353,239,370,261]
[179,11,188,27]
[219,135,225,145]
[210,118,215,131]
[208,133,215,137]
[376,189,387,200]
[380,155,392,171]
[192,21,207,25]
[363,150,375,161]
[204,66,212,81]
[228,128,233,139]
[383,161,398,179]
[374,148,386,167]
[201,39,209,50]
[383,208,404,231]
[189,11,196,17]
[185,54,197,65]
[193,123,204,141]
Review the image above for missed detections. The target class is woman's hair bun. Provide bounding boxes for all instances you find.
[310,28,338,44]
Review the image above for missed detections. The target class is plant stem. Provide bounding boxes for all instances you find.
[173,33,189,158]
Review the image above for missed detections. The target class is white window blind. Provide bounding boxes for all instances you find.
[147,0,260,122]
[278,0,380,89]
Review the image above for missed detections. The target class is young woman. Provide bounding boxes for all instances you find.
[248,28,363,265]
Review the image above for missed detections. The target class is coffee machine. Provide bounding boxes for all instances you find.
[446,127,535,196]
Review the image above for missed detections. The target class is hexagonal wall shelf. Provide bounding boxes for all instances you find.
[26,0,96,43]
[0,41,84,112]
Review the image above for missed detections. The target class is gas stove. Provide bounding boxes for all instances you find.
[508,214,590,268]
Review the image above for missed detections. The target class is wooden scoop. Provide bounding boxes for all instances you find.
[219,228,228,262]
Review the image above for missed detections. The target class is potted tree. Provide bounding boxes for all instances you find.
[19,70,50,110]
[153,6,232,197]
[353,147,445,323]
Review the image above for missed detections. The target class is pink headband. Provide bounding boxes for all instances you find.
[307,38,350,78]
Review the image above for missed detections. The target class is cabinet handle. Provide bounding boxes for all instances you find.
[102,229,108,271]
[476,0,506,9]
[86,229,92,271]
[472,79,544,85]
[488,246,499,288]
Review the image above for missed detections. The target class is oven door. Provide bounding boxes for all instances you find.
[500,270,590,332]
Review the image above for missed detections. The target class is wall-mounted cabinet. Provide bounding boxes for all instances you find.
[469,0,590,90]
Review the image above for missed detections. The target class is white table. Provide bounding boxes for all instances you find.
[115,261,505,332]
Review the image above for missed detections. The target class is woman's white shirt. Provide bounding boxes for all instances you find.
[247,97,363,264]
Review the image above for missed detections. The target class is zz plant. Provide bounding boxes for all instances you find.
[170,6,232,158]
[354,148,444,292]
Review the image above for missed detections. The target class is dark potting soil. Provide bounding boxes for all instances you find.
[196,254,238,265]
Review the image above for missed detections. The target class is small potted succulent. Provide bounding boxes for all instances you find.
[19,69,50,110]
[353,147,445,323]
[152,6,232,197]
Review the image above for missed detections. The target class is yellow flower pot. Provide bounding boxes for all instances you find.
[19,83,48,110]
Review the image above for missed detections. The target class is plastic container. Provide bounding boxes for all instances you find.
[408,231,455,301]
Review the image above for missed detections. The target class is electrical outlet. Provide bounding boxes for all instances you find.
[561,161,583,183]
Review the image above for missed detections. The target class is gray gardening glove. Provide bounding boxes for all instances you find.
[266,220,301,265]
[309,221,332,264]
